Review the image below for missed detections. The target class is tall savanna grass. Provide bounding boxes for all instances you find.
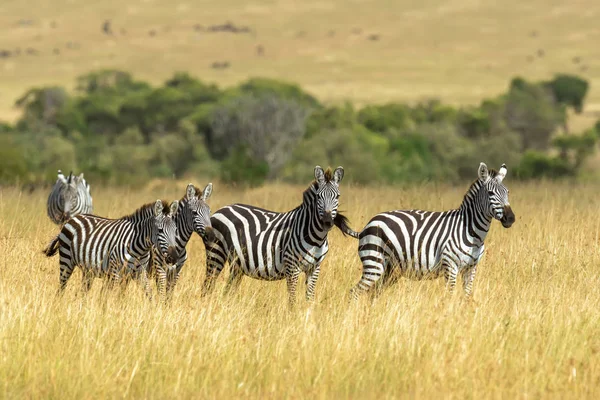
[1,178,599,398]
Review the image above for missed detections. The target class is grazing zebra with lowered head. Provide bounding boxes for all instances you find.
[350,162,515,299]
[150,183,214,299]
[202,166,357,307]
[43,199,180,297]
[47,170,93,225]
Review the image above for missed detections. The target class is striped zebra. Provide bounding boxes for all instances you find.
[43,199,180,297]
[350,162,515,299]
[46,170,93,225]
[202,166,357,306]
[150,183,214,299]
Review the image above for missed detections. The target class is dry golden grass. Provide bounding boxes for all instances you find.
[1,176,600,398]
[1,0,600,130]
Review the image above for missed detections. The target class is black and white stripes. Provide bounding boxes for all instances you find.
[350,162,515,299]
[202,166,353,306]
[43,199,180,296]
[46,170,93,225]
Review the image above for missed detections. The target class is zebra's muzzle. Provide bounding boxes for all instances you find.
[165,246,179,264]
[500,206,515,228]
[322,211,334,229]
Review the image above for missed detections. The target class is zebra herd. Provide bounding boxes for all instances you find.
[43,162,515,304]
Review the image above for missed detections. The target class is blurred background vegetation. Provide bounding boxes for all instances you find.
[0,69,597,187]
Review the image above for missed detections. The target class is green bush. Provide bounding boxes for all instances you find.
[544,74,589,114]
[0,135,29,184]
[515,151,573,179]
[357,103,413,135]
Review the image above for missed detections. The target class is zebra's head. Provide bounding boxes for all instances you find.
[185,183,214,241]
[478,162,515,228]
[60,171,78,221]
[313,166,344,229]
[153,200,180,264]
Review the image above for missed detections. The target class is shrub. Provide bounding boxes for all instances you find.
[544,74,589,114]
[210,94,311,178]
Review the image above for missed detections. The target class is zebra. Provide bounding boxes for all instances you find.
[46,170,93,225]
[201,166,357,307]
[149,183,214,299]
[42,199,180,297]
[350,162,515,299]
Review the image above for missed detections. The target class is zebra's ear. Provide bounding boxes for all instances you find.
[57,170,67,184]
[314,166,325,184]
[154,200,163,216]
[202,183,213,201]
[186,184,196,201]
[170,200,179,216]
[333,166,344,185]
[496,164,507,182]
[478,162,490,182]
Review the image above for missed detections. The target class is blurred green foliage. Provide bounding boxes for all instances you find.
[0,69,596,187]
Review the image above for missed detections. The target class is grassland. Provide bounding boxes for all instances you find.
[1,0,600,130]
[1,177,600,398]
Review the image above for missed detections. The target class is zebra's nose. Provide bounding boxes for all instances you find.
[165,247,179,264]
[322,211,333,227]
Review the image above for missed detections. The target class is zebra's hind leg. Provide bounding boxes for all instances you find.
[223,262,243,297]
[80,269,94,295]
[305,264,321,302]
[349,252,386,301]
[57,257,76,296]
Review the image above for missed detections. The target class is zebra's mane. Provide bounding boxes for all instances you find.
[462,168,500,204]
[123,200,172,220]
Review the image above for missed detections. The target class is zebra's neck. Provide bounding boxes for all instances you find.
[124,204,157,253]
[458,180,493,244]
[175,197,194,247]
[294,184,330,245]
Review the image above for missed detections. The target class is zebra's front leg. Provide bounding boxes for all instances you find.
[462,265,477,298]
[201,247,226,297]
[138,268,153,300]
[305,264,321,302]
[285,264,301,309]
[444,262,459,294]
[223,263,243,296]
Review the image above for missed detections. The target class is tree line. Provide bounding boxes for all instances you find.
[0,69,597,186]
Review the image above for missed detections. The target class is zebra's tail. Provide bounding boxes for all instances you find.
[334,213,360,239]
[42,235,61,257]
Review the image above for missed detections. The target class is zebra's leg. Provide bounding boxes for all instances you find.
[305,264,321,302]
[285,264,301,308]
[80,269,94,295]
[58,257,75,294]
[137,268,153,300]
[443,262,459,294]
[462,265,477,298]
[202,245,227,297]
[223,262,243,296]
[349,252,386,301]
